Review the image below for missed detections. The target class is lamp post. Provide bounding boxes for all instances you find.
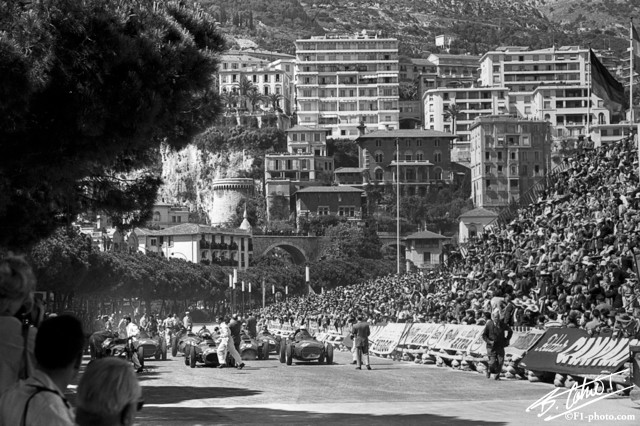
[248,282,252,310]
[232,268,238,316]
[241,280,245,318]
[228,274,233,315]
[305,265,310,296]
[396,137,401,275]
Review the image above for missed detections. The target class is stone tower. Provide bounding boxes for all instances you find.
[209,178,254,226]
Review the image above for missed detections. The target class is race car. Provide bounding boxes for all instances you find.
[183,332,222,368]
[101,336,147,369]
[239,332,270,360]
[174,329,202,357]
[254,330,280,356]
[137,330,167,361]
[88,330,119,360]
[279,328,334,365]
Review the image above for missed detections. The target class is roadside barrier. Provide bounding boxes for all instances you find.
[360,322,638,393]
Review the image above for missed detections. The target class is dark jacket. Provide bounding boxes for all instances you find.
[482,319,513,351]
[351,321,370,348]
[228,319,242,345]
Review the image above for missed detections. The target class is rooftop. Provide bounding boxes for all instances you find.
[459,207,498,219]
[335,167,367,173]
[404,230,449,240]
[358,129,455,139]
[296,186,364,193]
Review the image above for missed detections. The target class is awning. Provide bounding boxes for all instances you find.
[378,73,398,78]
[360,75,378,79]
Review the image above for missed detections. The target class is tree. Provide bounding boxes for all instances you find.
[0,0,226,250]
[236,76,256,110]
[444,103,463,136]
[246,87,264,112]
[266,93,283,111]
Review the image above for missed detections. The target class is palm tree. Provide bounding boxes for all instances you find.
[267,93,283,111]
[236,76,255,110]
[220,91,239,113]
[246,87,264,112]
[444,102,463,135]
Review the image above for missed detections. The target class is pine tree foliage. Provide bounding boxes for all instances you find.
[0,0,226,250]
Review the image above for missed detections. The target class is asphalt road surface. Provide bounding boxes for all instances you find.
[70,346,640,426]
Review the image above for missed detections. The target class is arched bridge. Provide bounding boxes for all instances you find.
[252,235,331,265]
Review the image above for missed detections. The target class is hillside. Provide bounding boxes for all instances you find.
[196,0,639,58]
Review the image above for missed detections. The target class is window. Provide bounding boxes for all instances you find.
[534,165,540,174]
[338,206,356,217]
[486,179,491,188]
[510,165,517,174]
[318,206,329,216]
[375,168,383,181]
[404,151,412,161]
[292,133,298,142]
[374,152,384,163]
[434,139,441,147]
[485,165,492,174]
[172,216,176,223]
[510,152,517,160]
[416,140,423,147]
[534,151,540,161]
[415,151,424,161]
[423,252,431,263]
[153,211,161,222]
[497,152,503,161]
[510,179,519,188]
[522,165,528,175]
[434,151,442,163]
[375,140,382,147]
[150,238,157,247]
[314,133,321,142]
[485,152,490,161]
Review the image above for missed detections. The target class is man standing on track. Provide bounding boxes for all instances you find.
[352,314,371,370]
[482,309,512,380]
[216,316,244,370]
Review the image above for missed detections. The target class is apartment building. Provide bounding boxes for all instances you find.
[478,46,611,129]
[469,116,550,209]
[294,32,400,139]
[423,87,509,164]
[264,125,334,220]
[218,51,295,114]
[354,129,456,196]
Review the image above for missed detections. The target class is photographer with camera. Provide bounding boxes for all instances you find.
[0,254,38,395]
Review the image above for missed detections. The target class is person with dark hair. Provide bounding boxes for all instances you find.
[0,315,85,425]
[482,309,512,381]
[352,314,371,370]
[0,254,37,395]
[215,316,244,369]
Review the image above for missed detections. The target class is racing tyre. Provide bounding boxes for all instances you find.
[161,339,167,361]
[285,344,293,366]
[262,341,270,361]
[325,344,334,365]
[137,346,145,369]
[171,337,178,357]
[190,346,197,368]
[279,343,286,364]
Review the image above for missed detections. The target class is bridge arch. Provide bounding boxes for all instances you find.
[259,242,308,265]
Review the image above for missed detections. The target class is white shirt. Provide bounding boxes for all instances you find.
[126,323,140,338]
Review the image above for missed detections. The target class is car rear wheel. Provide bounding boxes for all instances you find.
[189,346,197,368]
[325,344,334,365]
[262,341,270,361]
[184,346,190,366]
[285,344,293,366]
[279,343,286,364]
[161,339,167,361]
[171,336,178,357]
[137,346,145,368]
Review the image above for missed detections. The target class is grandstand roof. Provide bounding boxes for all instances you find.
[458,208,498,219]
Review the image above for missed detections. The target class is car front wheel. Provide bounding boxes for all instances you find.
[325,344,334,365]
[262,341,270,361]
[190,346,197,368]
[285,344,293,366]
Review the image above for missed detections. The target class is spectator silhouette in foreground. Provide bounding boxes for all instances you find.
[0,254,37,395]
[75,357,143,426]
[0,315,84,425]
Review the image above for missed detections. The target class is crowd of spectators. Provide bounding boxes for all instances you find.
[259,135,640,340]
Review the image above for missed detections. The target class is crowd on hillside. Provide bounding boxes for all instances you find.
[259,135,640,339]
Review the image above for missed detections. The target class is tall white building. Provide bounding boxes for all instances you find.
[423,86,509,164]
[294,32,400,139]
[478,46,611,136]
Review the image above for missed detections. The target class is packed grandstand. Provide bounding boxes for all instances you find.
[258,134,640,385]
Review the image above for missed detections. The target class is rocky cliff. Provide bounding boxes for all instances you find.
[158,144,257,224]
